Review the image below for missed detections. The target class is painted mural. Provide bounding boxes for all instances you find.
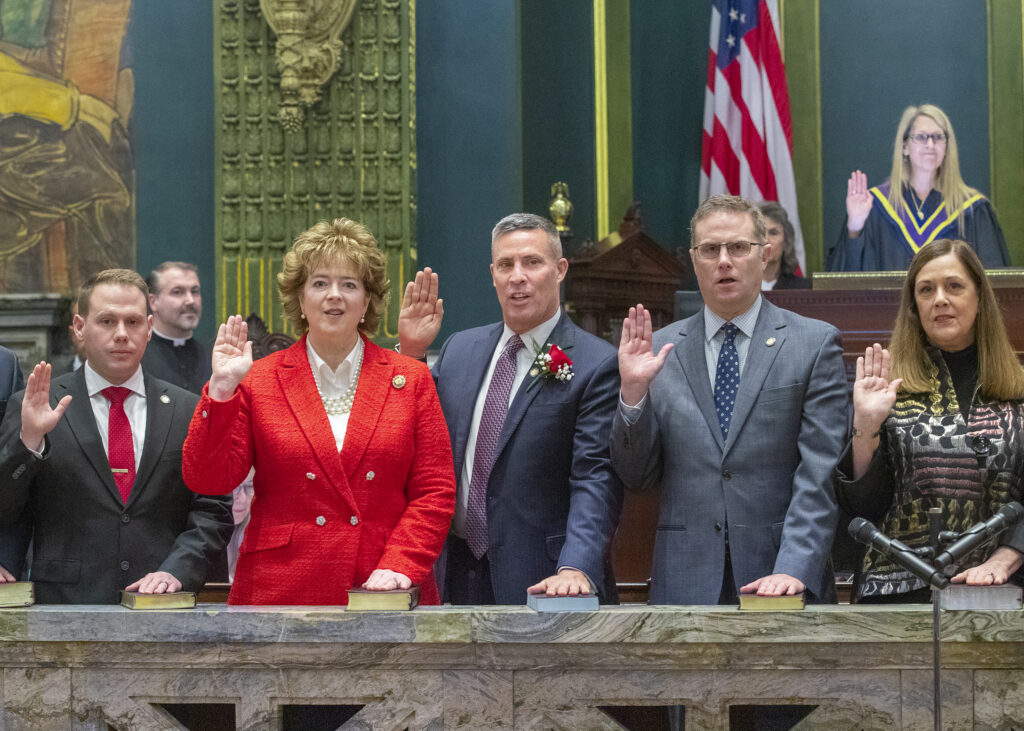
[0,0,134,294]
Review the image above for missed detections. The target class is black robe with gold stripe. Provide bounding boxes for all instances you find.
[826,182,1009,272]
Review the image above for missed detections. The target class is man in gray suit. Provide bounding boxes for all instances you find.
[611,195,847,604]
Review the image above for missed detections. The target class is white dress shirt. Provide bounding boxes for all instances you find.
[453,309,561,538]
[306,337,364,452]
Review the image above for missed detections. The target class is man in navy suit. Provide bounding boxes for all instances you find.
[399,213,623,604]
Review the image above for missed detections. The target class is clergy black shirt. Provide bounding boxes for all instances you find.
[141,333,212,395]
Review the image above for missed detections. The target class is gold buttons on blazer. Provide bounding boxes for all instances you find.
[350,515,359,526]
[366,471,375,481]
[392,375,406,389]
[306,472,316,480]
[315,515,326,526]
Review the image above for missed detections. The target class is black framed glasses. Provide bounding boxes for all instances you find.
[906,132,947,145]
[691,241,763,260]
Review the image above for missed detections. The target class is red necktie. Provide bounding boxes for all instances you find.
[102,387,135,503]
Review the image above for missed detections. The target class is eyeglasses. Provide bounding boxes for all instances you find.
[691,241,763,260]
[906,132,947,146]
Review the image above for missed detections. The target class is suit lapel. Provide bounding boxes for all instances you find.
[340,339,391,480]
[128,375,174,506]
[673,313,725,451]
[277,337,356,510]
[451,324,503,474]
[495,312,574,458]
[723,301,785,456]
[59,370,123,505]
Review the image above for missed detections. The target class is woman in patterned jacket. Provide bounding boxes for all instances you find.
[837,239,1024,602]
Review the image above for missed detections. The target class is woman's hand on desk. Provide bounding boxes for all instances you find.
[209,314,253,401]
[362,569,412,591]
[951,546,1024,586]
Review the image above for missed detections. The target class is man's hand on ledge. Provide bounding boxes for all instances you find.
[362,569,412,591]
[528,568,591,597]
[740,573,804,597]
[0,564,16,583]
[126,571,182,594]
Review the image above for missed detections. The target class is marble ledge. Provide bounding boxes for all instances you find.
[0,604,1020,646]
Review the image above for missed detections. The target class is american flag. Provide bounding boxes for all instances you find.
[699,0,805,272]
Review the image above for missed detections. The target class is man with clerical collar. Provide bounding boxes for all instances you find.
[142,262,212,394]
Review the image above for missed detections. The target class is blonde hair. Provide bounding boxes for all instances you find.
[890,239,1024,399]
[887,104,979,235]
[690,194,766,247]
[277,219,390,335]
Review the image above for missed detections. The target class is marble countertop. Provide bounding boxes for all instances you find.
[0,604,1020,645]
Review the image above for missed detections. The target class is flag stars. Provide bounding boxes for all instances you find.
[726,34,736,47]
[729,7,738,20]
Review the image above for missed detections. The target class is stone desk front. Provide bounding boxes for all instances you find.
[0,604,1021,729]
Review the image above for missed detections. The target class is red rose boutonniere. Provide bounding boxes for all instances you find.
[527,342,574,390]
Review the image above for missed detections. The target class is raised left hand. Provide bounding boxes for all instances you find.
[527,568,591,597]
[740,573,805,597]
[126,571,182,594]
[397,268,444,359]
[362,568,412,591]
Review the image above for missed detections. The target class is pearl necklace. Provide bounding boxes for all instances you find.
[312,342,364,415]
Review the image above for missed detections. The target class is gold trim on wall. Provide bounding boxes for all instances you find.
[593,0,610,239]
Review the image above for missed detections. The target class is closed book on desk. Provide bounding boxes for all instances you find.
[0,581,34,608]
[120,591,196,610]
[347,586,420,611]
[738,592,805,611]
[527,592,599,612]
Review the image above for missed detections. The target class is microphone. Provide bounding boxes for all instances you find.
[933,501,1024,570]
[848,518,949,589]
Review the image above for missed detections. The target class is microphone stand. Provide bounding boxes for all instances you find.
[927,507,944,731]
[849,502,1024,731]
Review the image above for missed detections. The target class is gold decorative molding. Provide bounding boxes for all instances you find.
[259,0,358,131]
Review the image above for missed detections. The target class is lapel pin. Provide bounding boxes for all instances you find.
[392,375,406,389]
[765,337,777,347]
[160,394,171,403]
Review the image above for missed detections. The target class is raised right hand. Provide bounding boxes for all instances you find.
[846,170,873,236]
[852,343,901,434]
[397,267,443,359]
[618,304,673,406]
[208,315,253,401]
[20,362,71,452]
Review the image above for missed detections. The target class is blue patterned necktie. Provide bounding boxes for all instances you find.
[465,334,524,559]
[714,323,740,438]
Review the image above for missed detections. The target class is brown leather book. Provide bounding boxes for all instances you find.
[346,586,420,611]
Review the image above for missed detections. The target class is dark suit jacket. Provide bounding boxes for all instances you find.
[0,346,23,424]
[0,368,233,603]
[434,311,624,603]
[611,299,847,604]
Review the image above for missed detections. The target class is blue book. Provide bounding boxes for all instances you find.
[526,592,599,612]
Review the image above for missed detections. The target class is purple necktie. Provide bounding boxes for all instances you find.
[465,335,524,559]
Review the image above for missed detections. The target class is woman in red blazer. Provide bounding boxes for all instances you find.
[183,219,455,605]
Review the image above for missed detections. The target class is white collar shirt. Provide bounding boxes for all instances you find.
[84,362,147,471]
[306,337,365,452]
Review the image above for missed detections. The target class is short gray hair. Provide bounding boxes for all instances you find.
[690,195,766,248]
[491,213,562,260]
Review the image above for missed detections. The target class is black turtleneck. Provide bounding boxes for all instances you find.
[940,343,978,421]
